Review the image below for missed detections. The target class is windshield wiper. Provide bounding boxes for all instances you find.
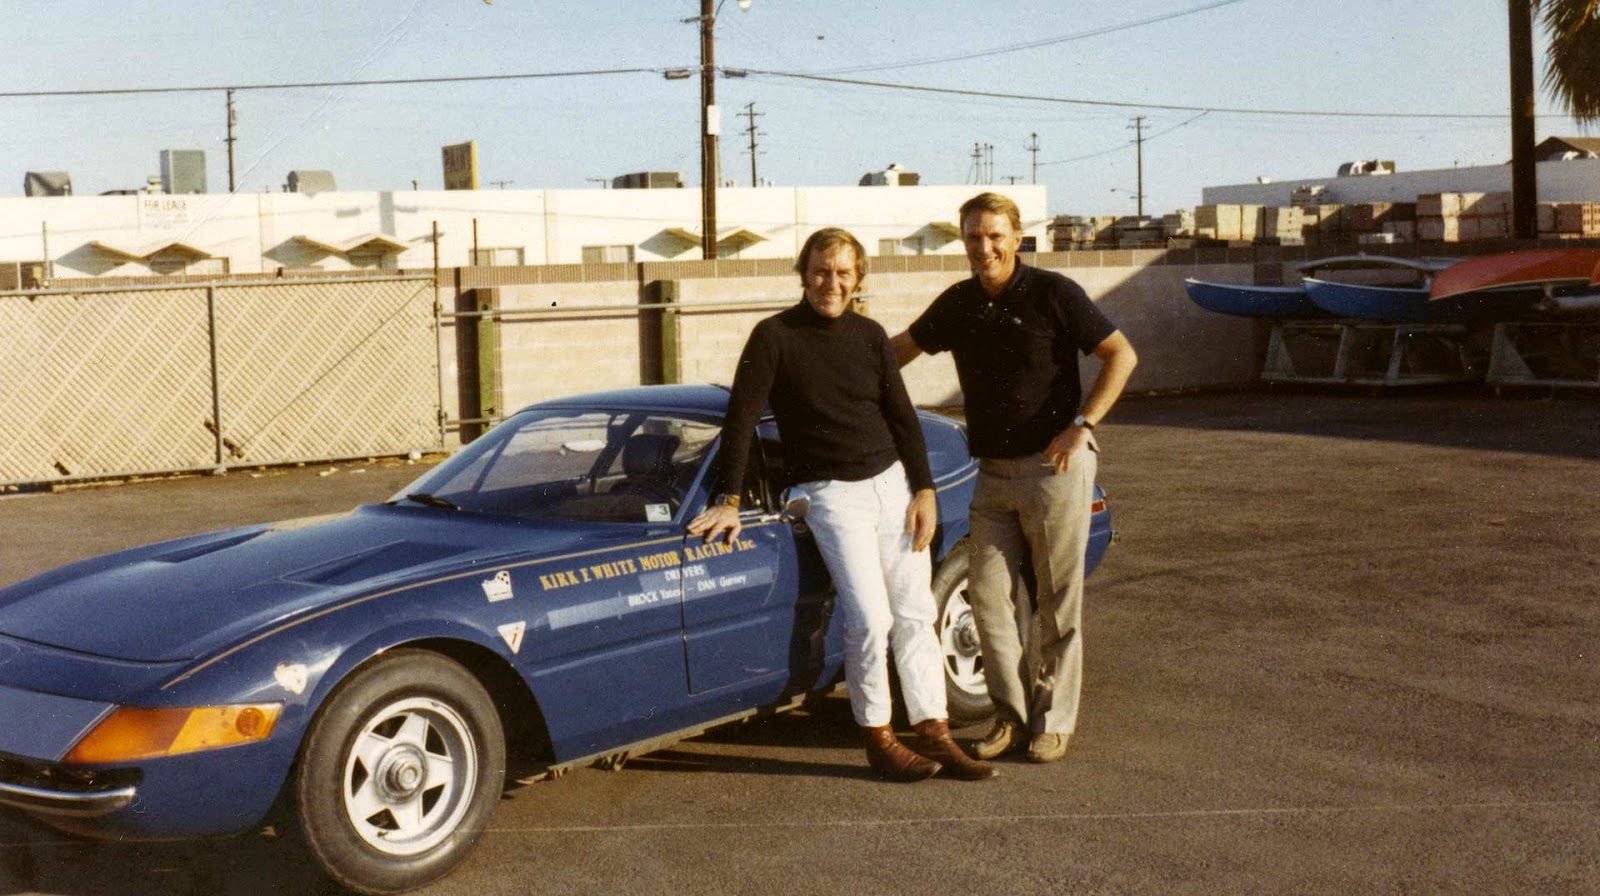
[399,492,460,511]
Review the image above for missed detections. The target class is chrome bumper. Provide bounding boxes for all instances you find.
[0,778,136,818]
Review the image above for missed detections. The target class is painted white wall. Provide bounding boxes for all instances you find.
[0,184,1048,279]
[1202,158,1600,206]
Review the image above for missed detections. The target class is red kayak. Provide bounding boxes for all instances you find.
[1430,249,1600,301]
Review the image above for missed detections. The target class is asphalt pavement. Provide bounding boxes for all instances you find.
[1,387,1597,896]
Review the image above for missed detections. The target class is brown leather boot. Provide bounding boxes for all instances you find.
[862,725,941,782]
[912,719,1000,781]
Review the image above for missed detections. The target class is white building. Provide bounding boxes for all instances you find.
[1202,156,1600,208]
[0,184,1046,283]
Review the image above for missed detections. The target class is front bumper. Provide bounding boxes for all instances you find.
[0,753,138,818]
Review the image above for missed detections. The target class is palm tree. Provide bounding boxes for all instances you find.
[1538,0,1600,123]
[1509,0,1599,238]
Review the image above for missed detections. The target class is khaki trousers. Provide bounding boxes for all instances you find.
[968,443,1097,736]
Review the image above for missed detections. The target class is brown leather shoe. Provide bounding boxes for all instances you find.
[912,719,999,781]
[971,719,1025,760]
[862,725,941,782]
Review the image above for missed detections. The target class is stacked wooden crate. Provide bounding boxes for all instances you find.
[1417,192,1511,242]
[1193,204,1263,242]
[1300,205,1346,245]
[1536,202,1600,239]
[1260,206,1306,245]
[1115,216,1164,247]
[1162,209,1194,240]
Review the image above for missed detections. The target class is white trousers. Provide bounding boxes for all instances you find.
[804,462,948,728]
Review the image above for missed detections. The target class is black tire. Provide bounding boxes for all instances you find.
[294,649,506,895]
[931,542,997,725]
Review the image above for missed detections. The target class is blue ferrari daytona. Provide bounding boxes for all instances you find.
[0,384,1112,894]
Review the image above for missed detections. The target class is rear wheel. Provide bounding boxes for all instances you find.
[294,650,506,895]
[932,543,996,725]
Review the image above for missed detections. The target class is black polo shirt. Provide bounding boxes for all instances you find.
[908,263,1117,459]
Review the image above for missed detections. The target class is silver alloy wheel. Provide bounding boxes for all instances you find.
[341,696,478,857]
[937,576,987,702]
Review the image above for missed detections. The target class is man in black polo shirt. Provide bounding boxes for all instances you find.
[890,192,1137,763]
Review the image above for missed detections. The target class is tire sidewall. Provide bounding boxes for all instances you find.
[932,542,997,726]
[294,649,506,896]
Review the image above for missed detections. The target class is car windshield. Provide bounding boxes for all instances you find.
[392,408,721,524]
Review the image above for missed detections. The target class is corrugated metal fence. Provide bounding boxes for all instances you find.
[1,275,443,487]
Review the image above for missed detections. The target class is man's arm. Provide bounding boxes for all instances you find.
[888,331,923,368]
[1043,330,1138,471]
[686,327,777,543]
[1079,329,1138,426]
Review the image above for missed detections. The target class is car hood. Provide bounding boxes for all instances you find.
[0,505,599,663]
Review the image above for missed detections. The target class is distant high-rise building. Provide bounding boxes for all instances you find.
[160,150,207,194]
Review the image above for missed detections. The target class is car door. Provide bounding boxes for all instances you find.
[681,422,837,704]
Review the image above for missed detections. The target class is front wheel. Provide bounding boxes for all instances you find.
[932,542,996,725]
[294,649,506,895]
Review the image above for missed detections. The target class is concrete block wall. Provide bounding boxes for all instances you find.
[446,247,1270,435]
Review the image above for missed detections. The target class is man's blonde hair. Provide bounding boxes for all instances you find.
[795,227,867,288]
[959,192,1022,234]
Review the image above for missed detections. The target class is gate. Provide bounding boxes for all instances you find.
[0,275,443,487]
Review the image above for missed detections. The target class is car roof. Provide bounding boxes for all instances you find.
[526,384,733,417]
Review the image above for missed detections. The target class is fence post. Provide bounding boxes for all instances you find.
[657,279,682,385]
[207,284,224,465]
[455,286,501,443]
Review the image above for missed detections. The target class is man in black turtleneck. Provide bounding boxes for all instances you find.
[688,227,994,783]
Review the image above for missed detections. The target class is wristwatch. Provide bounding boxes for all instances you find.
[1071,414,1096,431]
[711,494,742,509]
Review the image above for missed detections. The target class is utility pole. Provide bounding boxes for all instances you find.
[698,0,719,258]
[740,101,764,187]
[986,143,995,184]
[225,89,237,193]
[1026,132,1040,185]
[968,143,983,185]
[1129,116,1146,217]
[1507,0,1537,239]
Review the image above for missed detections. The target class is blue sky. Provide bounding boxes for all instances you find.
[3,1,1586,215]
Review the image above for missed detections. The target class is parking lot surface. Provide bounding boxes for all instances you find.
[1,388,1597,895]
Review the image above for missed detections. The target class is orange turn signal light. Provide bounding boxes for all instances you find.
[64,704,283,765]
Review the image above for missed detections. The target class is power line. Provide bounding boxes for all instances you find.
[820,0,1249,75]
[0,67,656,99]
[1039,110,1210,168]
[742,68,1532,121]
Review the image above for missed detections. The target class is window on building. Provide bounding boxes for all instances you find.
[877,237,924,256]
[348,251,396,270]
[472,247,526,266]
[148,255,229,276]
[581,245,635,264]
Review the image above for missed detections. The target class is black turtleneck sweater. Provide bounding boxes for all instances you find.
[712,300,935,499]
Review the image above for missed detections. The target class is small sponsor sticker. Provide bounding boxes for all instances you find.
[498,621,526,654]
[482,570,514,602]
[274,662,309,695]
[645,503,672,523]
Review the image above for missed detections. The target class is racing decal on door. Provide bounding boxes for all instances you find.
[498,621,526,653]
[482,570,515,602]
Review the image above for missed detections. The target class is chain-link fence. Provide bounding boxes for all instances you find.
[0,275,443,487]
